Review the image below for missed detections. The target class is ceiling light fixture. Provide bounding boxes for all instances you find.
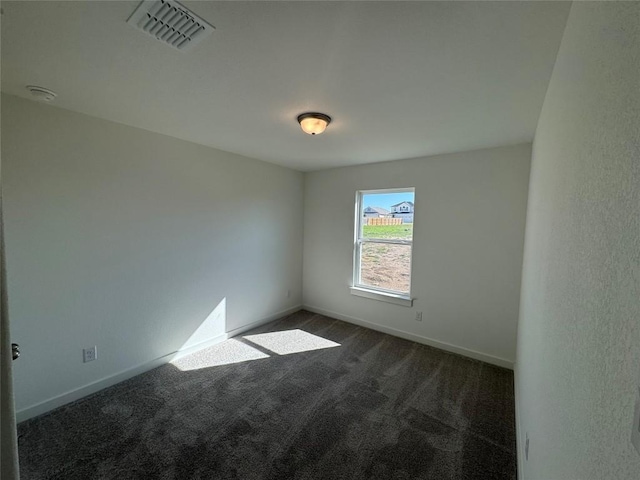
[297,112,331,135]
[26,85,57,102]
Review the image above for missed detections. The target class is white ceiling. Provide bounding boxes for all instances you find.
[1,1,571,171]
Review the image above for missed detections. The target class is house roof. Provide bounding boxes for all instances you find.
[391,202,414,207]
[364,207,390,214]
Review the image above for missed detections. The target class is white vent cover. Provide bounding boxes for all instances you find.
[127,0,214,52]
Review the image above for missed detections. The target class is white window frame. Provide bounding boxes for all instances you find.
[350,188,414,307]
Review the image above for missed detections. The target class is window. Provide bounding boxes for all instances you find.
[351,188,415,306]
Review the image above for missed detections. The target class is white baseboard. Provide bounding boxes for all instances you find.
[170,305,302,361]
[226,305,302,337]
[16,305,302,423]
[16,352,176,423]
[303,304,514,370]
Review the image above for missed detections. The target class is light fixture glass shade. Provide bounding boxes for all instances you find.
[298,113,331,135]
[26,85,57,102]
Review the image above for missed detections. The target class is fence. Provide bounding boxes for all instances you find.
[366,217,403,226]
[392,213,414,224]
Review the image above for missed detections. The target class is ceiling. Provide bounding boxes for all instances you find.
[1,1,571,171]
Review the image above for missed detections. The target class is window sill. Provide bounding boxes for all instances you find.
[349,286,413,307]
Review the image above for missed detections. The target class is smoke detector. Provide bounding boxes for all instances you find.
[26,86,57,102]
[127,0,214,52]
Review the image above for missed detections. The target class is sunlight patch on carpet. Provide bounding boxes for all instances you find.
[243,329,340,356]
[172,338,269,371]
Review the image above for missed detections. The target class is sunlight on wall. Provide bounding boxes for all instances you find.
[179,297,227,351]
[172,338,270,371]
[243,329,341,356]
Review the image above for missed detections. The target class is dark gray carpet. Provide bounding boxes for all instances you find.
[18,310,516,479]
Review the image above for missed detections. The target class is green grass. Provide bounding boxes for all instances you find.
[362,224,413,239]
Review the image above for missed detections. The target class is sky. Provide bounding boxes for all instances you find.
[363,191,414,210]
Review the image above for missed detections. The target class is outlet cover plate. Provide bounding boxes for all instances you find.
[83,346,97,363]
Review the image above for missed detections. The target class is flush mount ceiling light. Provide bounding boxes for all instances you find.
[26,85,57,102]
[297,112,331,135]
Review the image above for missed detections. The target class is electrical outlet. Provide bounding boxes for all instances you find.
[287,289,291,298]
[415,311,423,322]
[525,432,530,461]
[83,346,97,363]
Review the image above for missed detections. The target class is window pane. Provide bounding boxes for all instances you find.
[359,242,411,293]
[361,192,414,240]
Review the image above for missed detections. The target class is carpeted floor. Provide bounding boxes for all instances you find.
[18,310,516,479]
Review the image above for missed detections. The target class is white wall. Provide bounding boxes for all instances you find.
[516,3,640,479]
[2,94,304,419]
[303,144,531,367]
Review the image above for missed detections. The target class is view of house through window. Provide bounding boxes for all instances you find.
[354,189,415,295]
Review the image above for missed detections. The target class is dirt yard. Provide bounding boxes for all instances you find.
[360,243,411,293]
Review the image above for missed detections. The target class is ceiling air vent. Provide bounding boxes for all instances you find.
[127,0,214,52]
